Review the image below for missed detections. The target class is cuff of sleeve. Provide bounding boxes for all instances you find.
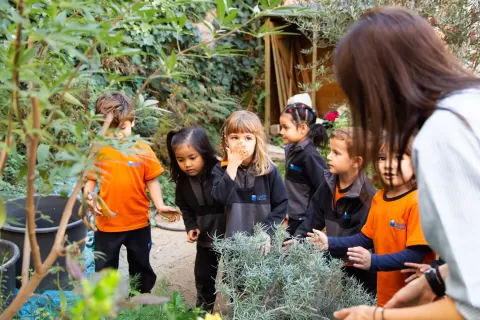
[369,254,378,272]
[222,171,236,187]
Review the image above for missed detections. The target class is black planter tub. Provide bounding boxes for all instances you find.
[1,195,87,291]
[0,239,20,306]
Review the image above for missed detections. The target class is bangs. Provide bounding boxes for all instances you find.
[223,112,262,136]
[378,136,413,157]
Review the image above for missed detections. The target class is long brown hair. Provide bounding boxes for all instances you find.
[221,110,274,176]
[333,6,480,164]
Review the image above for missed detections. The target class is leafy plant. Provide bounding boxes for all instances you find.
[214,225,375,320]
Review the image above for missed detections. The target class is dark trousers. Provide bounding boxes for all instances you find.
[344,265,377,296]
[287,218,304,236]
[195,244,220,313]
[94,225,156,293]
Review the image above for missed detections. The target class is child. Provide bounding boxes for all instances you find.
[211,110,288,239]
[84,92,180,293]
[166,126,226,313]
[280,93,328,235]
[309,135,435,306]
[293,127,377,294]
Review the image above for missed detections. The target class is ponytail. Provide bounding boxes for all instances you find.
[166,130,182,182]
[308,123,328,148]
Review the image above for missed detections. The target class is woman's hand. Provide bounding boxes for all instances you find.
[333,305,377,320]
[86,192,102,216]
[306,228,328,250]
[187,229,200,243]
[347,247,371,270]
[384,274,436,308]
[401,262,432,283]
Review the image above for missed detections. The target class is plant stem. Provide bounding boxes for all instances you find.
[26,96,42,271]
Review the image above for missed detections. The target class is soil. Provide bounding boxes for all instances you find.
[117,216,229,313]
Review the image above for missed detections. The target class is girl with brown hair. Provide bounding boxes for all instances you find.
[330,6,480,320]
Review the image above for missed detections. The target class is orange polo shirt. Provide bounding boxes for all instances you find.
[361,189,434,306]
[86,140,164,232]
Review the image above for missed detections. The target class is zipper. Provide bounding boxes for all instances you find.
[200,175,208,205]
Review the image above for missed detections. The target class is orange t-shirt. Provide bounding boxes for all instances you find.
[86,141,164,232]
[334,183,351,207]
[361,189,435,306]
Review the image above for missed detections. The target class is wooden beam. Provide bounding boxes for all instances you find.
[264,19,272,136]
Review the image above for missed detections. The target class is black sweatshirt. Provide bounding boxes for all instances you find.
[175,169,226,248]
[295,170,376,239]
[211,162,288,237]
[284,139,327,220]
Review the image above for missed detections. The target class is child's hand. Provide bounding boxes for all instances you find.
[282,238,297,253]
[347,247,371,270]
[86,192,103,216]
[157,205,181,222]
[187,229,200,243]
[226,143,250,168]
[307,228,328,250]
[401,262,432,283]
[260,232,271,255]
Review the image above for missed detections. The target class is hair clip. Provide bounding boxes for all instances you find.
[302,105,305,109]
[288,109,293,113]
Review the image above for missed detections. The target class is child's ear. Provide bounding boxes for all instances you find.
[352,156,363,168]
[300,123,309,133]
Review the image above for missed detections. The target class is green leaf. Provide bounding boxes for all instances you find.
[216,0,226,24]
[142,100,159,108]
[224,9,238,25]
[0,196,6,229]
[63,92,83,107]
[178,14,187,28]
[37,144,50,164]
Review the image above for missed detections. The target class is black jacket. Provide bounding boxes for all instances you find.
[211,162,288,237]
[284,139,327,220]
[175,170,226,248]
[295,170,376,238]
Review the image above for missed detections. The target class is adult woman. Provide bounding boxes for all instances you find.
[327,6,480,320]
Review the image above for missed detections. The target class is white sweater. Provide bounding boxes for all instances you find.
[414,88,480,319]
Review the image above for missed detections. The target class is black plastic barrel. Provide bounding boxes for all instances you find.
[1,195,87,291]
[0,239,20,306]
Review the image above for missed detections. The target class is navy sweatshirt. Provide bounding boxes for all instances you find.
[175,169,226,248]
[211,162,288,237]
[328,233,430,271]
[284,139,327,220]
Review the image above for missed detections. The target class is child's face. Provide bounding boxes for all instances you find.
[116,120,134,139]
[377,149,414,190]
[227,132,256,165]
[327,138,355,175]
[279,114,307,144]
[174,144,205,177]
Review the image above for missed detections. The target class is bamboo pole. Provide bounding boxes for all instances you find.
[271,32,285,108]
[264,19,272,136]
[311,32,318,109]
[295,40,309,86]
[289,43,294,97]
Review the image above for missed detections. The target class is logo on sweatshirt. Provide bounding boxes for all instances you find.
[343,212,352,219]
[289,164,303,172]
[251,194,267,201]
[389,219,406,230]
[128,161,141,167]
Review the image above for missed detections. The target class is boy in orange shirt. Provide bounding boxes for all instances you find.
[310,136,435,306]
[84,92,180,293]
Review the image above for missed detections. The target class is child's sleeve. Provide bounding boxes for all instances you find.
[294,185,326,238]
[263,167,288,235]
[211,163,236,205]
[143,145,164,181]
[175,183,198,232]
[304,153,328,190]
[370,246,430,271]
[405,203,429,247]
[360,197,377,239]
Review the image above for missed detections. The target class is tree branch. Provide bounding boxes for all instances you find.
[0,113,113,319]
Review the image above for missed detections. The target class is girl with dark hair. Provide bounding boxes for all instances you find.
[166,127,226,313]
[279,94,328,235]
[329,5,480,320]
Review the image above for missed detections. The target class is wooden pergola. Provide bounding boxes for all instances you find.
[262,4,345,135]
